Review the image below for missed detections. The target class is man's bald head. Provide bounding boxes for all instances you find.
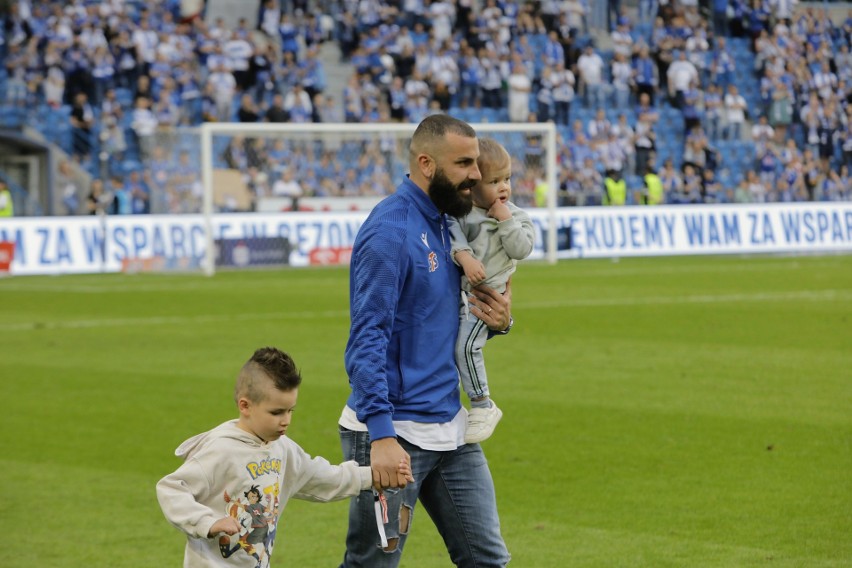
[409,114,477,167]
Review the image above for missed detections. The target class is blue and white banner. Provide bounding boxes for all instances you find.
[1,203,850,275]
[547,203,852,259]
[0,213,365,275]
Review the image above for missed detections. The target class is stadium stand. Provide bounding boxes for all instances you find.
[0,0,849,214]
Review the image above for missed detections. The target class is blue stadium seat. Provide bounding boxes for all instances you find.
[729,37,750,51]
[662,106,681,121]
[626,175,643,190]
[466,107,484,122]
[528,33,547,50]
[449,106,467,121]
[572,107,593,124]
[0,105,25,128]
[0,0,818,214]
[481,107,499,123]
[114,87,134,107]
[634,23,652,41]
[733,141,755,162]
[122,159,143,174]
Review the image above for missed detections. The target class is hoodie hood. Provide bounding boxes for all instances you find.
[174,419,263,460]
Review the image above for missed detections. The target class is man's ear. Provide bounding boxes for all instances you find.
[417,154,433,179]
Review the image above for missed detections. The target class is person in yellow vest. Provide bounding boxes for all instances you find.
[603,169,627,206]
[642,165,665,205]
[0,180,13,217]
[534,177,548,208]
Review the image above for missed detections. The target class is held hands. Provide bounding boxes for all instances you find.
[370,437,414,491]
[208,516,241,538]
[393,458,414,485]
[207,454,415,539]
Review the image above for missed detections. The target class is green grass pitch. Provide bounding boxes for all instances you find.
[1,253,850,567]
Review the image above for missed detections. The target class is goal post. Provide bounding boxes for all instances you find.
[199,120,559,276]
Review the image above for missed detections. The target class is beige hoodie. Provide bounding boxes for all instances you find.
[156,420,370,567]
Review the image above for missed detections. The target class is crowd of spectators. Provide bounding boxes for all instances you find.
[0,0,850,214]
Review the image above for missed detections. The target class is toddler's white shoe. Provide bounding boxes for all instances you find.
[464,402,503,444]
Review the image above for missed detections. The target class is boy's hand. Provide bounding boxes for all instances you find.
[463,260,487,286]
[456,250,486,285]
[208,516,241,538]
[487,198,511,222]
[397,457,415,484]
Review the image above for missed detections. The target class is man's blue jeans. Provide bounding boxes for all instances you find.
[339,428,510,567]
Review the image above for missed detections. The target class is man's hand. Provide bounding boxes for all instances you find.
[468,278,512,332]
[370,437,411,491]
[208,516,241,538]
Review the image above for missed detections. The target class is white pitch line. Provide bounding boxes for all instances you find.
[522,289,850,309]
[0,310,350,332]
[0,258,844,293]
[556,259,818,278]
[1,290,848,333]
[0,278,341,294]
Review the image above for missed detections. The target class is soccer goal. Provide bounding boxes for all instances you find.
[198,120,559,275]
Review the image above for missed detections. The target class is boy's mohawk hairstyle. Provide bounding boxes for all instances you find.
[236,347,302,403]
[250,346,302,390]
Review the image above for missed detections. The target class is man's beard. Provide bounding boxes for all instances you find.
[428,167,475,217]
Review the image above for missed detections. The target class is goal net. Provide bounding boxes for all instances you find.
[195,120,558,275]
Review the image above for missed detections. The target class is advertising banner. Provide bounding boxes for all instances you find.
[216,237,292,268]
[549,203,852,259]
[1,203,850,275]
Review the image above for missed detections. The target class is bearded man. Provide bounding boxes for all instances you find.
[337,114,514,567]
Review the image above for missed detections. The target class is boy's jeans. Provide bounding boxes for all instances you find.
[338,428,510,568]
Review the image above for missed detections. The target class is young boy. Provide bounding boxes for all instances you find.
[449,138,535,443]
[156,347,412,567]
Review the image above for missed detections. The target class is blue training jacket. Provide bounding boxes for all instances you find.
[345,177,462,441]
